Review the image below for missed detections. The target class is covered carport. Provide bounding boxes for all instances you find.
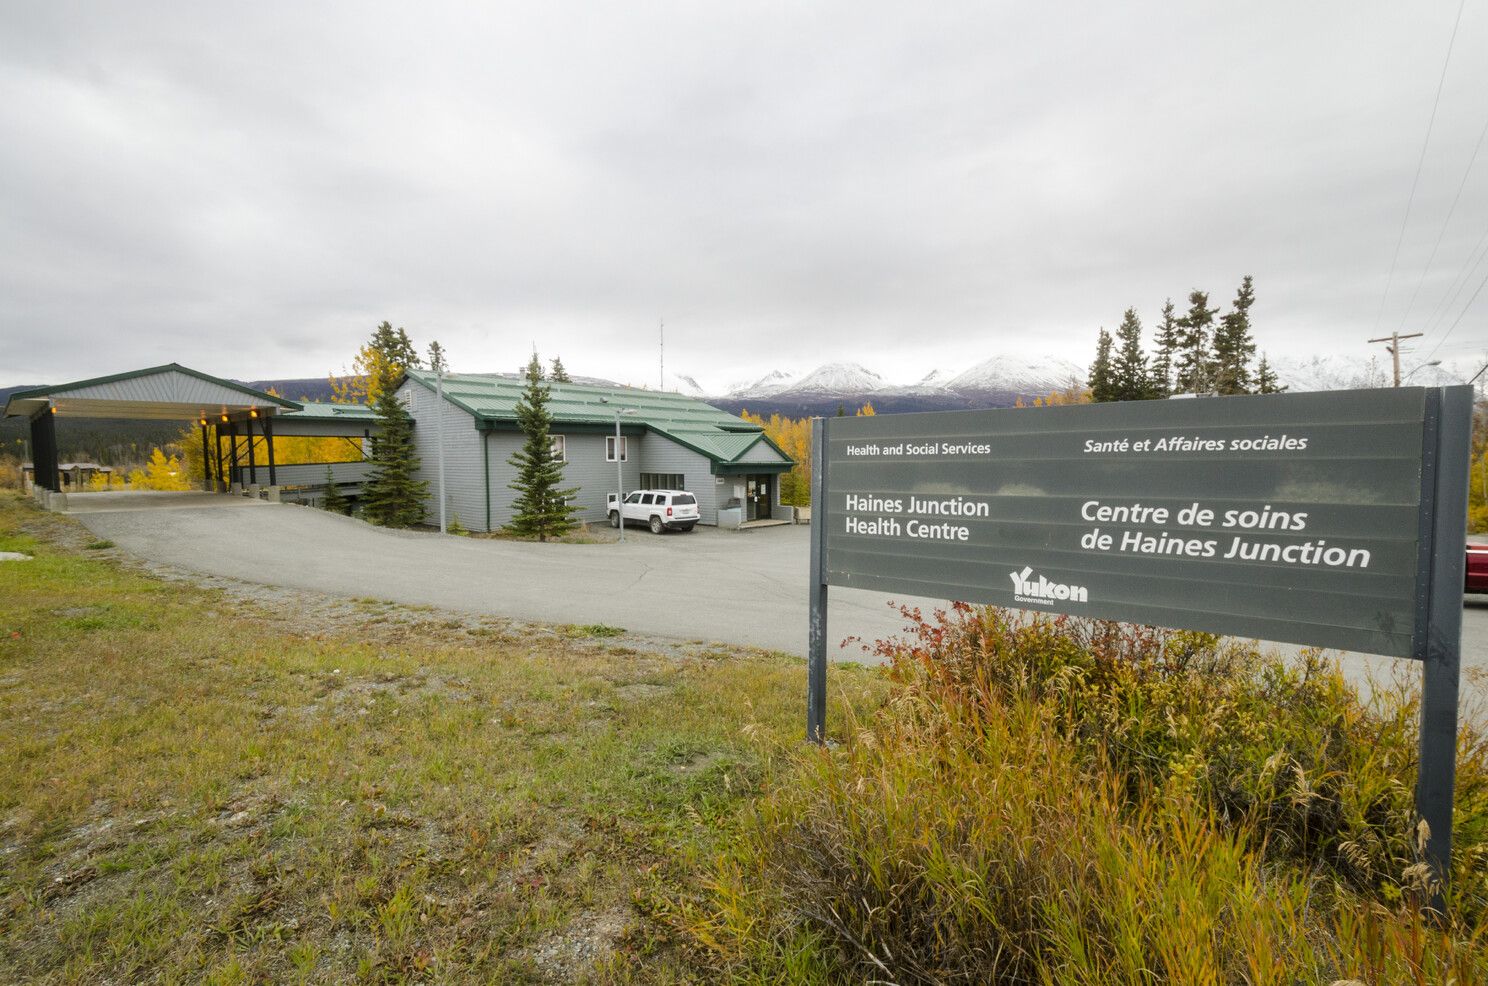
[3,363,378,506]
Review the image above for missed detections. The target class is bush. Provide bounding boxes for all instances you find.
[693,605,1488,983]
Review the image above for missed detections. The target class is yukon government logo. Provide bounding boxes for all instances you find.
[1008,566,1088,605]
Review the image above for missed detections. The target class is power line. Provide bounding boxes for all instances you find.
[1424,221,1488,337]
[1399,107,1488,333]
[1370,0,1469,335]
[1423,231,1488,362]
[1433,265,1488,355]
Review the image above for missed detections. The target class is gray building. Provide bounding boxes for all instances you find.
[400,371,794,531]
[4,362,795,530]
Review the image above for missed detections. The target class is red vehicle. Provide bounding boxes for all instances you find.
[1467,544,1488,593]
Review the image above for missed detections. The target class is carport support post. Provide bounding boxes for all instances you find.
[30,408,59,491]
[213,428,225,492]
[1416,386,1471,903]
[228,421,240,489]
[807,416,829,744]
[245,414,257,485]
[199,423,212,492]
[263,414,276,487]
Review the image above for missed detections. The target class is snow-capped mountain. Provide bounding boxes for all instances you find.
[661,372,709,398]
[1270,354,1471,392]
[729,369,799,399]
[776,362,886,397]
[678,350,1480,418]
[942,355,1087,395]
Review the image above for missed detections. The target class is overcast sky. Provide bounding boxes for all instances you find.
[3,2,1487,391]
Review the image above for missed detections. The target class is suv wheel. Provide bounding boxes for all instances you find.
[649,515,665,535]
[609,510,620,528]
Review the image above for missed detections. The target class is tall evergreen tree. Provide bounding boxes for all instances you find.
[361,354,428,528]
[1109,308,1152,401]
[1088,328,1117,402]
[1173,291,1219,394]
[370,321,421,370]
[331,321,422,405]
[426,340,448,374]
[507,353,581,541]
[550,356,571,383]
[1149,299,1180,397]
[1255,353,1285,394]
[1212,275,1258,395]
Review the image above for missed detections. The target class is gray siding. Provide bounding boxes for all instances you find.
[59,368,273,408]
[735,439,791,464]
[240,460,372,488]
[271,417,379,438]
[399,379,489,531]
[638,433,721,524]
[482,429,642,529]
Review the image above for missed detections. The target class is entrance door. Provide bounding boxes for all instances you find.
[747,475,772,520]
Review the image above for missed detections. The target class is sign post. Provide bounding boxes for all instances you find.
[807,416,829,743]
[1416,387,1471,883]
[806,387,1471,884]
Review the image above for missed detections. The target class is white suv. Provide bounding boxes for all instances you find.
[607,489,700,534]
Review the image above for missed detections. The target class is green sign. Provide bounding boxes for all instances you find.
[822,387,1465,659]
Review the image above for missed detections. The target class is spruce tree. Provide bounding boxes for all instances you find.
[550,356,571,383]
[1110,308,1152,401]
[361,352,429,527]
[1088,328,1116,402]
[507,353,581,541]
[1149,299,1179,397]
[1212,275,1258,395]
[370,321,421,371]
[1255,353,1286,394]
[1174,290,1219,394]
[321,465,350,515]
[427,340,448,374]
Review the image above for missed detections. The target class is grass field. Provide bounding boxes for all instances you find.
[0,492,886,983]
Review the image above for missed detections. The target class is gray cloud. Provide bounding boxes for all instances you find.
[3,1,1486,390]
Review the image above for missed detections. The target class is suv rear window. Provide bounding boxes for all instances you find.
[672,493,696,506]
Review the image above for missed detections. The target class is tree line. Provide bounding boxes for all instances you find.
[740,404,876,506]
[1086,276,1284,402]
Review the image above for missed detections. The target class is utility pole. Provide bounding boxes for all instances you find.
[1367,331,1423,387]
[659,318,665,391]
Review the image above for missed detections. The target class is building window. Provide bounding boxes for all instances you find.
[640,472,684,490]
[606,435,628,462]
[550,434,567,461]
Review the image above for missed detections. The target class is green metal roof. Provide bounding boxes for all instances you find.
[404,370,793,466]
[3,362,303,419]
[283,401,379,420]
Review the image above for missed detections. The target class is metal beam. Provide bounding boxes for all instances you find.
[29,409,59,492]
[245,414,257,485]
[1417,385,1471,900]
[200,423,211,492]
[807,416,829,743]
[264,414,276,486]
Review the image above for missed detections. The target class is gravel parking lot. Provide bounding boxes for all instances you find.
[70,491,918,661]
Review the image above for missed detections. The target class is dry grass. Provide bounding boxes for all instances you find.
[695,604,1488,983]
[0,492,886,983]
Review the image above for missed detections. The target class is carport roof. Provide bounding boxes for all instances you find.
[3,363,302,420]
[285,401,380,421]
[403,370,794,466]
